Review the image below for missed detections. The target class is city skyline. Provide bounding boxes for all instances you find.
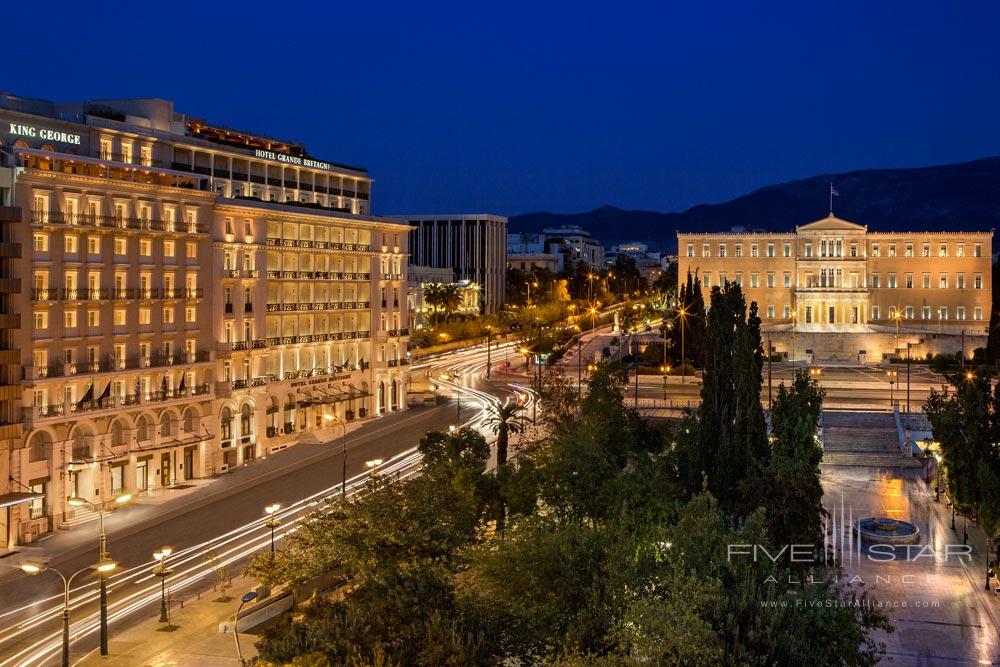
[5,1,1000,216]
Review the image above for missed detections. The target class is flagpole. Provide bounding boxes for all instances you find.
[829,183,833,215]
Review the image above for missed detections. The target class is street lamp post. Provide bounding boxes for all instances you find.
[323,414,348,496]
[677,306,688,384]
[660,365,670,402]
[886,368,897,410]
[234,590,258,666]
[21,559,118,667]
[906,342,911,414]
[934,455,942,502]
[152,546,174,625]
[366,458,383,478]
[264,503,281,554]
[485,327,493,379]
[67,493,131,656]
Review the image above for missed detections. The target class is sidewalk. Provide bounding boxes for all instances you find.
[79,576,259,666]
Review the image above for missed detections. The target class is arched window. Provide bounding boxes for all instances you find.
[159,413,175,438]
[28,431,52,462]
[71,428,92,460]
[110,420,126,447]
[136,416,148,442]
[221,407,233,442]
[240,404,253,439]
[183,409,196,434]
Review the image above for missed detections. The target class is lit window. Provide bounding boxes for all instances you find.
[957,274,965,289]
[140,239,152,256]
[766,304,774,318]
[750,273,759,288]
[922,274,930,289]
[957,307,965,320]
[939,274,948,289]
[921,243,929,257]
[766,244,775,257]
[975,274,983,289]
[905,306,913,319]
[163,307,175,324]
[88,310,99,327]
[65,235,78,254]
[88,237,101,255]
[888,244,896,257]
[64,310,77,328]
[974,307,983,320]
[719,244,727,258]
[33,311,48,330]
[139,308,151,325]
[783,273,791,288]
[905,243,913,257]
[750,244,758,258]
[871,243,880,257]
[939,244,947,257]
[114,309,126,326]
[32,233,48,252]
[686,244,694,257]
[114,238,127,255]
[975,243,983,257]
[186,242,197,258]
[922,306,930,320]
[735,244,743,257]
[164,240,175,257]
[957,244,965,257]
[783,243,791,257]
[185,307,196,323]
[939,307,948,320]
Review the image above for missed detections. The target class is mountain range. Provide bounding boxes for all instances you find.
[508,156,1000,252]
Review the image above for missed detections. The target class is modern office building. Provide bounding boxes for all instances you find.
[391,214,506,313]
[677,215,992,337]
[0,92,410,547]
[542,225,604,269]
[506,232,562,272]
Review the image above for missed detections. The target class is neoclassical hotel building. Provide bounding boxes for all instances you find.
[678,214,992,341]
[0,94,410,549]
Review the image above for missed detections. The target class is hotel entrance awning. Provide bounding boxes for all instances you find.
[0,493,43,509]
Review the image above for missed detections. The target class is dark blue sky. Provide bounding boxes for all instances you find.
[8,1,999,216]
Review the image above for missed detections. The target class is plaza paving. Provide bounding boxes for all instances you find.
[822,455,1000,664]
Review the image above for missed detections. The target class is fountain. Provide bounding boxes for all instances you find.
[853,517,920,545]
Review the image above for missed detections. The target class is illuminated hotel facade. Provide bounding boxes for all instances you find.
[0,94,410,548]
[678,215,992,338]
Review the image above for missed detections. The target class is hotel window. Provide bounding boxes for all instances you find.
[939,307,948,320]
[957,307,966,320]
[957,244,965,257]
[139,308,151,325]
[224,251,236,271]
[164,240,175,258]
[766,273,775,288]
[139,239,151,257]
[871,274,880,288]
[766,244,775,257]
[922,274,930,289]
[783,272,791,288]
[735,244,743,257]
[702,244,710,257]
[871,243,880,257]
[849,272,859,288]
[114,238,127,256]
[922,306,931,320]
[65,235,78,254]
[783,243,791,257]
[88,310,99,327]
[920,243,929,257]
[243,252,254,271]
[140,145,152,166]
[33,233,48,252]
[957,274,965,289]
[718,244,726,258]
[702,273,711,288]
[766,305,775,318]
[734,273,743,286]
[186,242,197,259]
[750,244,759,258]
[164,307,175,324]
[783,305,791,318]
[749,273,759,288]
[33,311,48,330]
[872,306,880,319]
[975,307,983,320]
[905,243,913,257]
[100,138,112,160]
[887,273,896,288]
[88,237,100,255]
[186,210,197,231]
[975,274,983,289]
[185,307,196,323]
[803,243,813,258]
[905,306,914,319]
[939,244,948,257]
[975,243,983,257]
[121,143,133,164]
[686,244,694,257]
[65,197,78,224]
[939,274,948,288]
[888,244,896,257]
[64,310,77,328]
[905,274,913,288]
[850,243,858,257]
[225,217,235,236]
[113,309,126,326]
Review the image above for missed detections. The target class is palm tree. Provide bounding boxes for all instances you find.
[486,400,526,468]
[438,283,463,322]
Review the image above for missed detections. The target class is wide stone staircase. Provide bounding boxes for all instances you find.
[820,411,921,469]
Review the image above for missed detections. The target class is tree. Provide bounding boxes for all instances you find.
[986,259,1000,365]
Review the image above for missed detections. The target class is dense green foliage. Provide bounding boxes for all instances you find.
[252,283,889,666]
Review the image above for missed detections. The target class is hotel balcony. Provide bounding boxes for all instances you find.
[263,270,372,281]
[23,384,212,425]
[261,331,372,348]
[264,238,372,252]
[30,210,208,234]
[26,352,213,382]
[36,288,205,302]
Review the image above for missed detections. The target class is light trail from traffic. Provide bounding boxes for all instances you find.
[0,340,535,666]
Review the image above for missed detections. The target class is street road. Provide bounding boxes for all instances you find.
[0,342,529,666]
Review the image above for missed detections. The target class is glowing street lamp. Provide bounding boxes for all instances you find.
[152,546,174,625]
[365,458,383,478]
[66,493,131,656]
[22,559,118,667]
[264,503,281,554]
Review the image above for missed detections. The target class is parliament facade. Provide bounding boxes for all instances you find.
[677,215,992,334]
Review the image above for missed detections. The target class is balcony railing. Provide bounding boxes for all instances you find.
[56,287,202,302]
[26,352,211,381]
[24,384,211,422]
[31,210,208,234]
[264,238,373,252]
[31,288,57,301]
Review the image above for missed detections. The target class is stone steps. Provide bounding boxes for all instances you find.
[821,452,923,468]
[59,506,100,528]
